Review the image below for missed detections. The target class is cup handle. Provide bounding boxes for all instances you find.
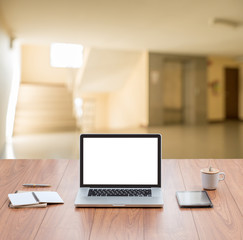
[219,172,225,181]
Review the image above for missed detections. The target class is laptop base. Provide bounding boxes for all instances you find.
[75,188,164,208]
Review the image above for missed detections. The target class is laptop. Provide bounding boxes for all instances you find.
[74,133,163,207]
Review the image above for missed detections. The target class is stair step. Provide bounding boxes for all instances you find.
[14,84,76,135]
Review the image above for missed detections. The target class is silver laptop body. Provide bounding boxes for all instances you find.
[75,134,163,207]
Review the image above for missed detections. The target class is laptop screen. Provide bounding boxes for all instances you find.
[80,134,161,187]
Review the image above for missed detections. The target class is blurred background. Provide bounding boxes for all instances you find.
[0,0,243,159]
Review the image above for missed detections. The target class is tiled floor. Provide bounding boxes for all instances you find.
[3,120,243,159]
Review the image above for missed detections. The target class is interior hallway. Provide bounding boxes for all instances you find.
[4,121,243,160]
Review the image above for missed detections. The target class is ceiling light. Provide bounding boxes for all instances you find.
[210,18,241,28]
[50,43,83,68]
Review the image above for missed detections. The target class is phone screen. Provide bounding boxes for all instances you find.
[176,191,213,208]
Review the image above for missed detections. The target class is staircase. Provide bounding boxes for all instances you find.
[14,84,76,135]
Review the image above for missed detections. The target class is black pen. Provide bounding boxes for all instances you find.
[22,184,51,187]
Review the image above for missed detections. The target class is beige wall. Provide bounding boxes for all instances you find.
[207,56,240,121]
[21,44,69,85]
[79,51,148,131]
[0,22,14,156]
[107,52,148,129]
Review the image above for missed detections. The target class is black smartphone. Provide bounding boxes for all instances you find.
[176,191,213,208]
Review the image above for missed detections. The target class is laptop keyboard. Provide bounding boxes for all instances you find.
[88,189,152,197]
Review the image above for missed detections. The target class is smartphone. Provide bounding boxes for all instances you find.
[176,191,213,208]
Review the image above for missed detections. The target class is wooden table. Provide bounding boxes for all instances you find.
[0,159,242,240]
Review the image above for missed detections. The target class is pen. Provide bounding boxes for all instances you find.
[22,184,51,187]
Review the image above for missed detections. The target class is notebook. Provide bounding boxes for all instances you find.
[8,191,64,208]
[75,133,164,207]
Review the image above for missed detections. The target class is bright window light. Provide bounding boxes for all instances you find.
[6,41,21,140]
[50,43,83,68]
[74,97,83,117]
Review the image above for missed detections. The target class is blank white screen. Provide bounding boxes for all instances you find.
[83,138,158,185]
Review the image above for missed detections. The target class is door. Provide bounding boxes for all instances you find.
[225,68,239,119]
[163,61,183,124]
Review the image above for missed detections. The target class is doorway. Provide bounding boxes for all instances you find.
[225,68,239,119]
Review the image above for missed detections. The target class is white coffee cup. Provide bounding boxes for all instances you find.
[201,167,225,190]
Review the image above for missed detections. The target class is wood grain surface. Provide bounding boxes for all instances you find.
[90,208,143,240]
[144,160,199,240]
[0,160,30,209]
[35,159,95,240]
[0,159,242,240]
[0,159,68,240]
[179,159,243,240]
[215,159,243,216]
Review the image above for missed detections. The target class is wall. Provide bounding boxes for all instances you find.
[75,49,148,130]
[0,22,14,156]
[76,48,143,92]
[107,52,148,129]
[207,56,240,121]
[21,44,69,85]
